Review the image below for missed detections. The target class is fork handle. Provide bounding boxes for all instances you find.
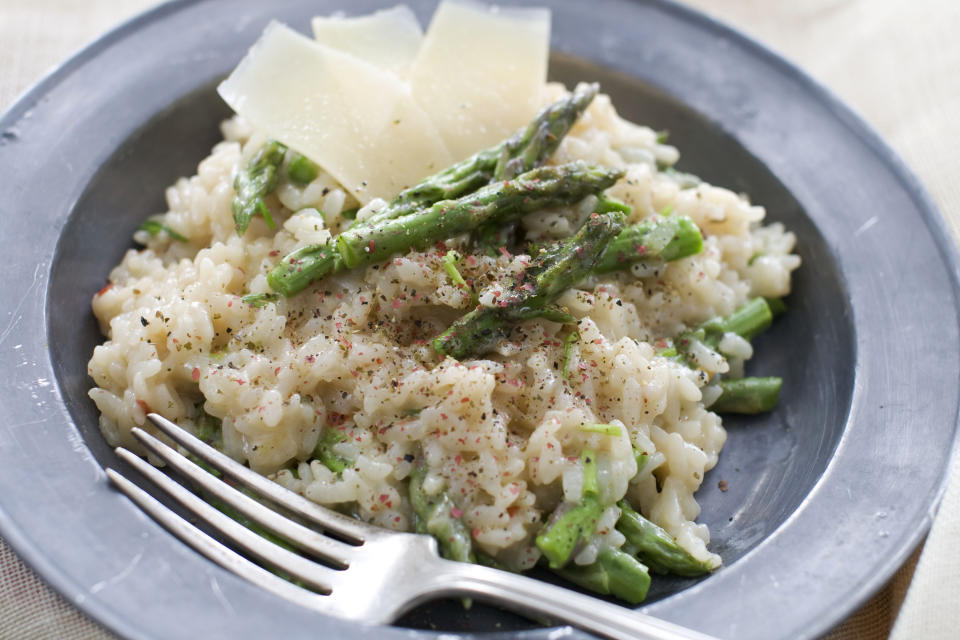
[429,562,720,640]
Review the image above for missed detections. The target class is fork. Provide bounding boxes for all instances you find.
[105,413,720,640]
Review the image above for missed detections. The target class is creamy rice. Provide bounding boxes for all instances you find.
[88,84,800,571]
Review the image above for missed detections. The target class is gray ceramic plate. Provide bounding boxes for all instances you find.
[1,1,958,638]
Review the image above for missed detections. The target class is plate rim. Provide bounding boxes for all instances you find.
[656,0,960,627]
[0,0,957,638]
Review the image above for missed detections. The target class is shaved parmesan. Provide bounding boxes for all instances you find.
[409,0,550,161]
[218,22,452,204]
[312,5,423,79]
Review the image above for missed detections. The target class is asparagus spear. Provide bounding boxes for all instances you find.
[672,297,774,368]
[364,83,599,228]
[208,489,299,555]
[765,296,787,317]
[434,210,624,360]
[265,89,600,296]
[593,194,633,216]
[561,330,581,380]
[314,428,351,474]
[138,219,188,242]
[616,500,715,577]
[268,162,619,296]
[553,546,651,604]
[338,162,622,268]
[434,213,703,360]
[633,449,649,475]
[710,376,782,414]
[478,83,599,257]
[364,157,494,227]
[188,411,313,584]
[232,140,286,235]
[593,216,702,274]
[493,82,599,181]
[536,449,605,569]
[474,222,519,257]
[241,292,280,308]
[194,411,223,449]
[203,486,314,588]
[267,243,344,298]
[544,453,653,604]
[409,465,475,564]
[287,152,319,185]
[711,296,775,341]
[266,162,623,298]
[661,299,784,413]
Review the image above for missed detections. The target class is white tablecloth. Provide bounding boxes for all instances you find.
[2,1,958,637]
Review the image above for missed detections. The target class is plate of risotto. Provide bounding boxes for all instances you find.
[1,1,958,639]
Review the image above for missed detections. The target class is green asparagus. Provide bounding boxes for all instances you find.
[633,449,649,475]
[474,222,519,257]
[286,152,319,185]
[579,423,622,436]
[659,298,785,413]
[232,140,286,235]
[593,216,702,274]
[616,500,715,577]
[442,250,468,288]
[241,292,280,308]
[267,243,344,298]
[561,330,581,380]
[593,194,633,216]
[673,297,774,368]
[365,83,599,229]
[553,546,651,604]
[203,486,316,588]
[189,412,311,583]
[365,157,493,227]
[314,428,351,474]
[208,490,299,555]
[194,411,223,449]
[434,210,624,360]
[710,376,782,414]
[268,162,621,296]
[434,212,704,361]
[409,465,475,563]
[481,103,602,250]
[265,88,600,296]
[138,219,187,242]
[493,83,599,181]
[536,449,604,569]
[765,296,787,317]
[339,162,622,268]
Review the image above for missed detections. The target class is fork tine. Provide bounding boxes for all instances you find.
[131,427,354,568]
[146,413,378,543]
[112,446,341,594]
[105,467,331,614]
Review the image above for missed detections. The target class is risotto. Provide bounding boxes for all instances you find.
[87,7,799,603]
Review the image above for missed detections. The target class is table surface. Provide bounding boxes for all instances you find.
[1,0,958,638]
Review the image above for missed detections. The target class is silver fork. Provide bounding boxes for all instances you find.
[105,413,720,640]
